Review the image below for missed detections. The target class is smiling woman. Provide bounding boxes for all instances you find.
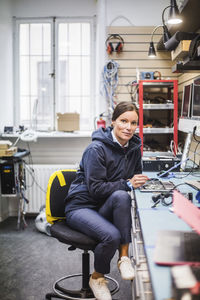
[64,101,149,300]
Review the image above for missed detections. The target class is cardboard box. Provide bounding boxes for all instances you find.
[57,113,80,132]
[0,140,12,149]
[0,146,17,157]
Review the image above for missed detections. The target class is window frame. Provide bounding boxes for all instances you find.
[13,16,96,131]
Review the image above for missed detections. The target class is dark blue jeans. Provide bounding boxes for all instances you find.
[65,190,132,274]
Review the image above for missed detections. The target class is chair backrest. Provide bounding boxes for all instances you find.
[46,169,77,224]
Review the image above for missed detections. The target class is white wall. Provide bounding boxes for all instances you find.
[105,0,169,26]
[0,0,13,131]
[12,0,97,17]
[11,0,168,23]
[0,0,13,222]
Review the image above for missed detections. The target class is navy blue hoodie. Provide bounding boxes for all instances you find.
[65,126,142,213]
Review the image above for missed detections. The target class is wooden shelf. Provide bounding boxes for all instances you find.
[157,0,200,51]
[171,40,191,61]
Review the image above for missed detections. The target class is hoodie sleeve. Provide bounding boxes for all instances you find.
[82,146,130,200]
[132,150,142,174]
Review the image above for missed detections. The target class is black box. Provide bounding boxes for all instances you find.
[142,156,181,172]
[0,163,16,194]
[0,161,26,195]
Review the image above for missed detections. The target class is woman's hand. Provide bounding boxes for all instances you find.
[129,174,149,189]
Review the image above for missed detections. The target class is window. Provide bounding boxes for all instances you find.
[14,17,95,131]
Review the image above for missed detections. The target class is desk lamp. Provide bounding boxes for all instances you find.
[162,0,182,41]
[166,0,182,25]
[148,25,165,58]
[148,0,182,57]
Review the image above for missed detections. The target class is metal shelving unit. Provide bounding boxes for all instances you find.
[143,104,174,110]
[130,192,153,300]
[138,80,178,155]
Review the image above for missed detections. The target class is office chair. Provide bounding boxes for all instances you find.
[45,169,119,300]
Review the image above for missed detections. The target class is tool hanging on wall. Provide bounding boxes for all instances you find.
[105,34,124,54]
[101,60,119,124]
[126,80,138,103]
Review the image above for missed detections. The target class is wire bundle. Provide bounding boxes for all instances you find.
[101,60,119,121]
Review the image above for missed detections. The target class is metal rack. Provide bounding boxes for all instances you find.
[138,80,178,155]
[130,192,153,300]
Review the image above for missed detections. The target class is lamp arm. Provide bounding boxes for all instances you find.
[150,25,163,43]
[162,5,170,25]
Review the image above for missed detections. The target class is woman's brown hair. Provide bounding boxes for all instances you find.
[112,101,138,121]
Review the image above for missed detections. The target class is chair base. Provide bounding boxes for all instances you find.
[45,273,119,300]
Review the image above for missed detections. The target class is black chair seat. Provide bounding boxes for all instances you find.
[45,170,119,299]
[50,221,97,251]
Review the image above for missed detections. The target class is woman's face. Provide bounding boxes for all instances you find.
[112,110,138,146]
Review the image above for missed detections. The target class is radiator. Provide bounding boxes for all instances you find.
[24,164,77,213]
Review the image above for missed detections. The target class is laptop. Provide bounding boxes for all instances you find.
[154,190,200,266]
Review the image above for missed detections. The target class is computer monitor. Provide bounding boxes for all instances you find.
[191,77,200,120]
[181,83,192,118]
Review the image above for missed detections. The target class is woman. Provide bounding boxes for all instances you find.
[65,101,149,300]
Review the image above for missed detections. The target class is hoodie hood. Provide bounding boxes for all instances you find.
[92,126,141,152]
[65,126,143,212]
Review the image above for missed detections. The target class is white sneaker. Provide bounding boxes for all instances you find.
[89,276,112,300]
[118,256,135,280]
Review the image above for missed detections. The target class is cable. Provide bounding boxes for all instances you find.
[190,141,200,177]
[126,81,138,103]
[12,136,21,147]
[22,148,46,195]
[101,60,119,122]
[108,15,134,27]
[174,146,200,179]
[151,183,186,208]
[158,158,189,178]
[24,163,46,194]
[193,126,200,142]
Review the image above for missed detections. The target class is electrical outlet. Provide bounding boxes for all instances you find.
[195,124,200,137]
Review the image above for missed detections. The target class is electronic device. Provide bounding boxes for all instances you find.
[191,77,200,120]
[154,190,200,266]
[4,126,13,134]
[140,179,175,192]
[181,83,193,118]
[0,163,16,194]
[0,161,25,195]
[140,71,154,80]
[142,156,181,172]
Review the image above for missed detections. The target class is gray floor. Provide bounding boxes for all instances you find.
[0,217,133,300]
